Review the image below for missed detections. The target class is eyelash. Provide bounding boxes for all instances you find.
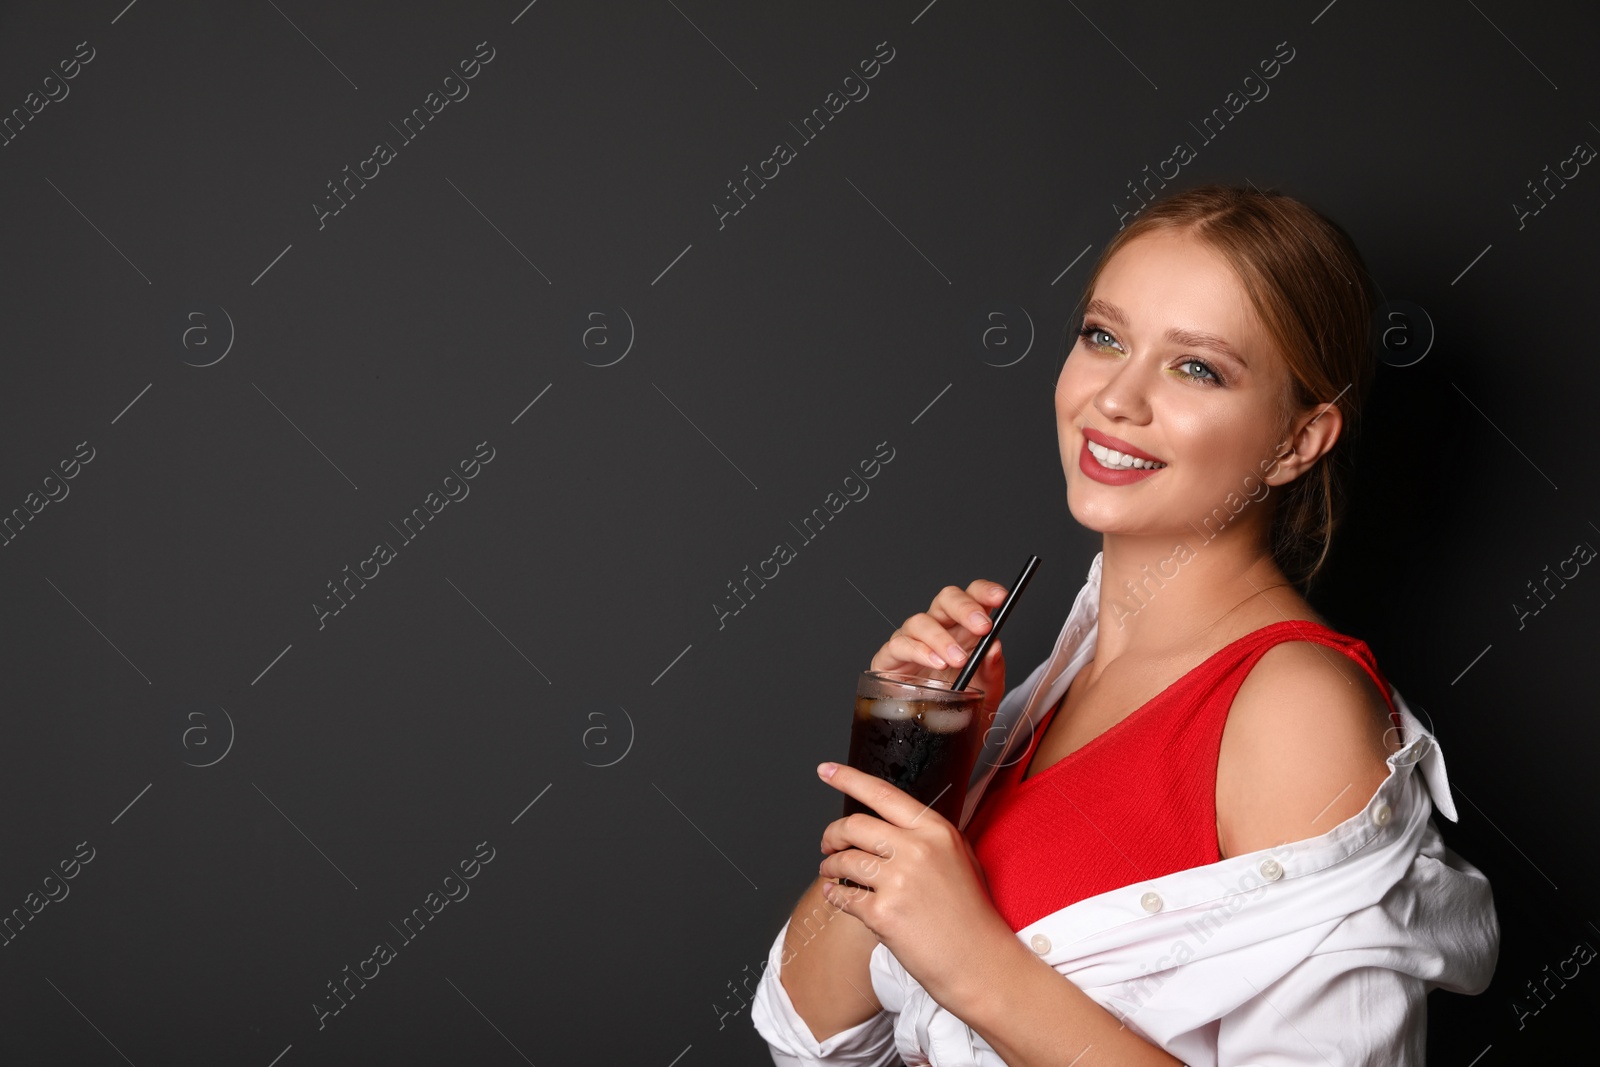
[1076,323,1226,387]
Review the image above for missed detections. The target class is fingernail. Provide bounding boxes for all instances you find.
[929,653,948,668]
[946,644,967,664]
[969,611,990,630]
[818,762,837,779]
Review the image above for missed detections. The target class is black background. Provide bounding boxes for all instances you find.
[0,0,1595,1063]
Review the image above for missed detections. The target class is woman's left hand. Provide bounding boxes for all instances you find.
[814,761,1016,1011]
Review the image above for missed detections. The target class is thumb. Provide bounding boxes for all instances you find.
[977,639,1003,687]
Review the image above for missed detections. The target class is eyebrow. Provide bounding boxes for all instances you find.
[1084,298,1249,371]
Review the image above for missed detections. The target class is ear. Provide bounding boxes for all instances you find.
[1264,399,1343,487]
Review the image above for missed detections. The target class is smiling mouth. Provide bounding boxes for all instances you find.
[1085,438,1167,470]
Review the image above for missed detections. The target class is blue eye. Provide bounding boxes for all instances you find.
[1177,358,1224,386]
[1076,322,1226,387]
[1078,325,1116,349]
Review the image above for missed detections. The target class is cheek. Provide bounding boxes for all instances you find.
[1170,415,1269,485]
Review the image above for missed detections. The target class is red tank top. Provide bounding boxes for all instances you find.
[965,620,1401,933]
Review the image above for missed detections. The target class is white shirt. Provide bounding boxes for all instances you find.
[751,550,1501,1066]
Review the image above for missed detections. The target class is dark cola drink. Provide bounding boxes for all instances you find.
[841,671,987,828]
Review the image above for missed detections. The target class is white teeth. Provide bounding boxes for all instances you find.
[1087,440,1166,470]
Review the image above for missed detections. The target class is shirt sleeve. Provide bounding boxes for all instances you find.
[749,918,901,1067]
[1212,829,1496,1066]
[1213,949,1428,1065]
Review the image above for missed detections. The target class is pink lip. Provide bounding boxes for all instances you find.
[1077,439,1164,484]
[1081,427,1164,463]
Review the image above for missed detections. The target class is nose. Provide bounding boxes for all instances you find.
[1092,355,1156,424]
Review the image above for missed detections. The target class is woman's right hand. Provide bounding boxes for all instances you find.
[869,580,1008,720]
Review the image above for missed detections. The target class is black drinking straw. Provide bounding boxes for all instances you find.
[950,555,1040,692]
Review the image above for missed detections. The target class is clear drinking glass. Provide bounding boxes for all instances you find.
[841,670,989,827]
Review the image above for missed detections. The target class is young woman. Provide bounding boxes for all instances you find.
[750,184,1501,1065]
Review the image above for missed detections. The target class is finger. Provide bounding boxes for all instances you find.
[961,640,1006,714]
[901,612,977,670]
[971,579,1010,606]
[931,581,1008,636]
[818,808,897,857]
[818,762,942,831]
[821,875,873,913]
[970,639,1002,684]
[871,626,953,673]
[818,848,887,889]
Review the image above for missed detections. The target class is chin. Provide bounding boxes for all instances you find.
[1062,485,1110,530]
[1063,477,1159,531]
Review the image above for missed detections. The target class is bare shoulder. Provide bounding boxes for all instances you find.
[1215,638,1397,860]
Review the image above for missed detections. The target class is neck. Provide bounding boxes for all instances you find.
[1092,522,1294,665]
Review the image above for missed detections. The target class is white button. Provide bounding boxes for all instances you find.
[1029,934,1051,954]
[1260,858,1283,881]
[1413,738,1431,760]
[1140,891,1163,913]
[1371,801,1392,827]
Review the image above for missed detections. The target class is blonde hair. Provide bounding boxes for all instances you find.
[1069,183,1379,593]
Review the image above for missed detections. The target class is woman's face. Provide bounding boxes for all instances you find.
[1055,228,1304,538]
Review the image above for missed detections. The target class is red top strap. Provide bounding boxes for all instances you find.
[966,620,1398,932]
